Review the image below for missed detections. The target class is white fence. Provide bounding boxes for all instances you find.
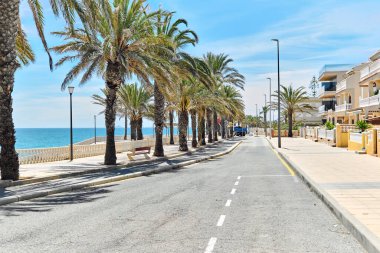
[18,136,178,165]
[349,132,362,144]
[326,129,336,142]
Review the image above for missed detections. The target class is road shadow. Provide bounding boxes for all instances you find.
[0,184,115,218]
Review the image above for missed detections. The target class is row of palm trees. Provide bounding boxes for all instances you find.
[0,0,245,180]
[244,85,312,137]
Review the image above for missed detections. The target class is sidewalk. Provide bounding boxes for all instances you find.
[14,141,197,185]
[270,137,380,252]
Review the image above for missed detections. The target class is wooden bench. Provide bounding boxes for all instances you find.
[127,146,151,161]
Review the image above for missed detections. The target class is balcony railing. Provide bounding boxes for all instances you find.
[318,105,326,113]
[360,59,380,82]
[359,94,380,107]
[336,79,347,93]
[335,103,352,112]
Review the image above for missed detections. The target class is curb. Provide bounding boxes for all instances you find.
[0,140,242,207]
[0,140,228,189]
[266,137,380,253]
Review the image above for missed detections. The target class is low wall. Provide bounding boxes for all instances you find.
[348,131,365,152]
[271,130,299,137]
[365,129,377,155]
[18,136,179,165]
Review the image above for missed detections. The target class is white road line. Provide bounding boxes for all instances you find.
[230,188,236,195]
[204,237,217,253]
[237,176,241,180]
[225,199,232,207]
[234,181,239,186]
[217,215,226,226]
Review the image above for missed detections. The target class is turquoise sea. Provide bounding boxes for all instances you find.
[15,128,177,149]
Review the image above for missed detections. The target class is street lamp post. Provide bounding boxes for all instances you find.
[94,115,97,144]
[272,39,281,148]
[264,94,267,137]
[68,86,75,161]
[267,77,272,139]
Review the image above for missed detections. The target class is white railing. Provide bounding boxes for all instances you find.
[326,129,336,141]
[317,128,327,139]
[335,103,352,112]
[75,136,128,145]
[349,132,362,144]
[336,79,347,93]
[318,105,326,114]
[359,94,380,107]
[17,136,178,165]
[360,59,380,81]
[306,127,315,137]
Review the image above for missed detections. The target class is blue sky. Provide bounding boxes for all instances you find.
[15,0,380,128]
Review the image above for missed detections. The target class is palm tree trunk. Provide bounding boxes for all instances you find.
[190,110,197,148]
[130,119,137,140]
[104,87,117,165]
[178,110,189,151]
[213,110,218,142]
[0,0,20,180]
[288,111,293,137]
[197,112,206,146]
[264,114,267,137]
[124,114,128,140]
[153,82,165,156]
[206,109,213,143]
[137,117,143,140]
[221,117,226,139]
[169,110,174,145]
[104,62,122,165]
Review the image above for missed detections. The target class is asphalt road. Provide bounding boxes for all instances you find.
[0,137,365,252]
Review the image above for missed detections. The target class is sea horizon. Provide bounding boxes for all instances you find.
[15,127,178,149]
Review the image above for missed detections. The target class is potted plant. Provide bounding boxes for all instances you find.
[356,120,371,133]
[325,121,335,130]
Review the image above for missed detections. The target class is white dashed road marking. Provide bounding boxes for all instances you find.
[204,237,217,253]
[225,199,232,207]
[237,176,241,180]
[234,181,239,186]
[217,215,226,226]
[231,188,236,195]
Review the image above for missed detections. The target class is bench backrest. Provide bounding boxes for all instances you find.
[135,147,151,152]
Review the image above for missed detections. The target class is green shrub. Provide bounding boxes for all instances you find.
[356,120,371,132]
[325,121,335,130]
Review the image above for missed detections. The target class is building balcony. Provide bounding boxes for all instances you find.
[336,79,347,93]
[318,87,336,99]
[360,59,380,82]
[359,94,380,108]
[319,64,354,81]
[335,103,352,112]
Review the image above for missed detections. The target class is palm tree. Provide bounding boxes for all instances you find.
[118,83,152,140]
[52,0,170,165]
[0,0,78,180]
[274,85,313,137]
[260,106,270,136]
[219,85,245,137]
[203,53,245,142]
[153,12,198,156]
[92,88,129,140]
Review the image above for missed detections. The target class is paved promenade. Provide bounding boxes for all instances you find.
[270,137,380,247]
[18,142,196,181]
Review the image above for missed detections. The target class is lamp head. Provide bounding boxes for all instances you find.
[271,39,279,42]
[68,86,75,95]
